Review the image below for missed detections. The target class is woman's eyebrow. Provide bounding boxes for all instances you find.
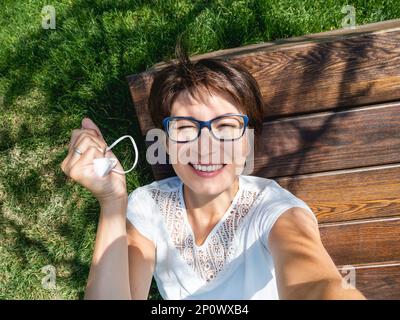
[172,113,237,120]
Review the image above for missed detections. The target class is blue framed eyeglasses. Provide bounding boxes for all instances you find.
[162,113,249,143]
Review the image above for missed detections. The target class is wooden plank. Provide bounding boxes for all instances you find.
[146,102,400,180]
[338,262,400,300]
[274,164,400,224]
[254,102,400,177]
[127,72,157,135]
[319,217,400,266]
[128,20,400,134]
[153,19,400,69]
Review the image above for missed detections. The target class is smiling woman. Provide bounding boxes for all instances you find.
[121,39,366,300]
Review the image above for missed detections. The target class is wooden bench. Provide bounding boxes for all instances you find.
[127,19,400,300]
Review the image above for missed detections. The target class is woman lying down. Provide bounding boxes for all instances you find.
[61,41,366,300]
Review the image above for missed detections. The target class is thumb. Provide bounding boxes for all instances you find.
[81,117,104,138]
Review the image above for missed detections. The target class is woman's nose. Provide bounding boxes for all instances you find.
[194,127,223,161]
[198,126,217,144]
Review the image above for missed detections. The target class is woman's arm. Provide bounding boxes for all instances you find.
[268,207,366,300]
[84,196,132,299]
[126,221,156,299]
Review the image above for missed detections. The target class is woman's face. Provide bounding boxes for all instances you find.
[166,88,250,196]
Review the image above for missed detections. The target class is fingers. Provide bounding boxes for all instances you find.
[68,128,103,154]
[61,120,108,178]
[62,133,106,175]
[68,145,104,181]
[81,117,104,139]
[72,134,105,166]
[74,132,107,154]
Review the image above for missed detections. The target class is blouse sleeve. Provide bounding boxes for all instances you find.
[126,186,156,245]
[258,180,318,252]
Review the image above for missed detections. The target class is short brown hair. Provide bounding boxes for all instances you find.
[148,38,264,147]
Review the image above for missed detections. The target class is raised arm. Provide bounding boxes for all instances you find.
[268,207,366,300]
[60,117,132,299]
[84,197,132,299]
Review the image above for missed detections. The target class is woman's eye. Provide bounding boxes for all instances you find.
[178,126,196,129]
[218,124,236,128]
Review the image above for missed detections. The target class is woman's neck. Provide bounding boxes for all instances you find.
[183,177,240,226]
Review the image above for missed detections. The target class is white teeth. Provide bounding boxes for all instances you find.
[192,164,224,172]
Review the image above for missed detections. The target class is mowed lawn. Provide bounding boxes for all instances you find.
[0,0,399,300]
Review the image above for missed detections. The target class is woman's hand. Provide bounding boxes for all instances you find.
[61,117,127,205]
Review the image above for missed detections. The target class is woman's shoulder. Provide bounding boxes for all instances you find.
[240,174,308,211]
[240,174,275,192]
[244,175,317,226]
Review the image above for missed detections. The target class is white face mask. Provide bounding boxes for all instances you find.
[93,135,139,177]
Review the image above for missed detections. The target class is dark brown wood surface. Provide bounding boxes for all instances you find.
[337,262,400,300]
[127,19,400,299]
[276,163,400,224]
[319,217,400,266]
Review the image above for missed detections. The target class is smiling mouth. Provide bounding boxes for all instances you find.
[189,162,227,172]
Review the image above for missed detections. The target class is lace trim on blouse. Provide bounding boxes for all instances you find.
[149,182,262,282]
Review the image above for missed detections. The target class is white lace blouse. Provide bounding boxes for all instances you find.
[126,174,318,300]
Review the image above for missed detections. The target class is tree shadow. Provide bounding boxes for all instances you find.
[254,29,374,186]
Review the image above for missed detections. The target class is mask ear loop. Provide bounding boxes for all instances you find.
[104,135,139,174]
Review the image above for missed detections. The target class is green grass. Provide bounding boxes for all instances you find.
[0,0,399,300]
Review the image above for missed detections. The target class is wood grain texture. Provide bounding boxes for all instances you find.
[275,164,400,224]
[338,262,400,300]
[320,217,400,266]
[254,102,400,178]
